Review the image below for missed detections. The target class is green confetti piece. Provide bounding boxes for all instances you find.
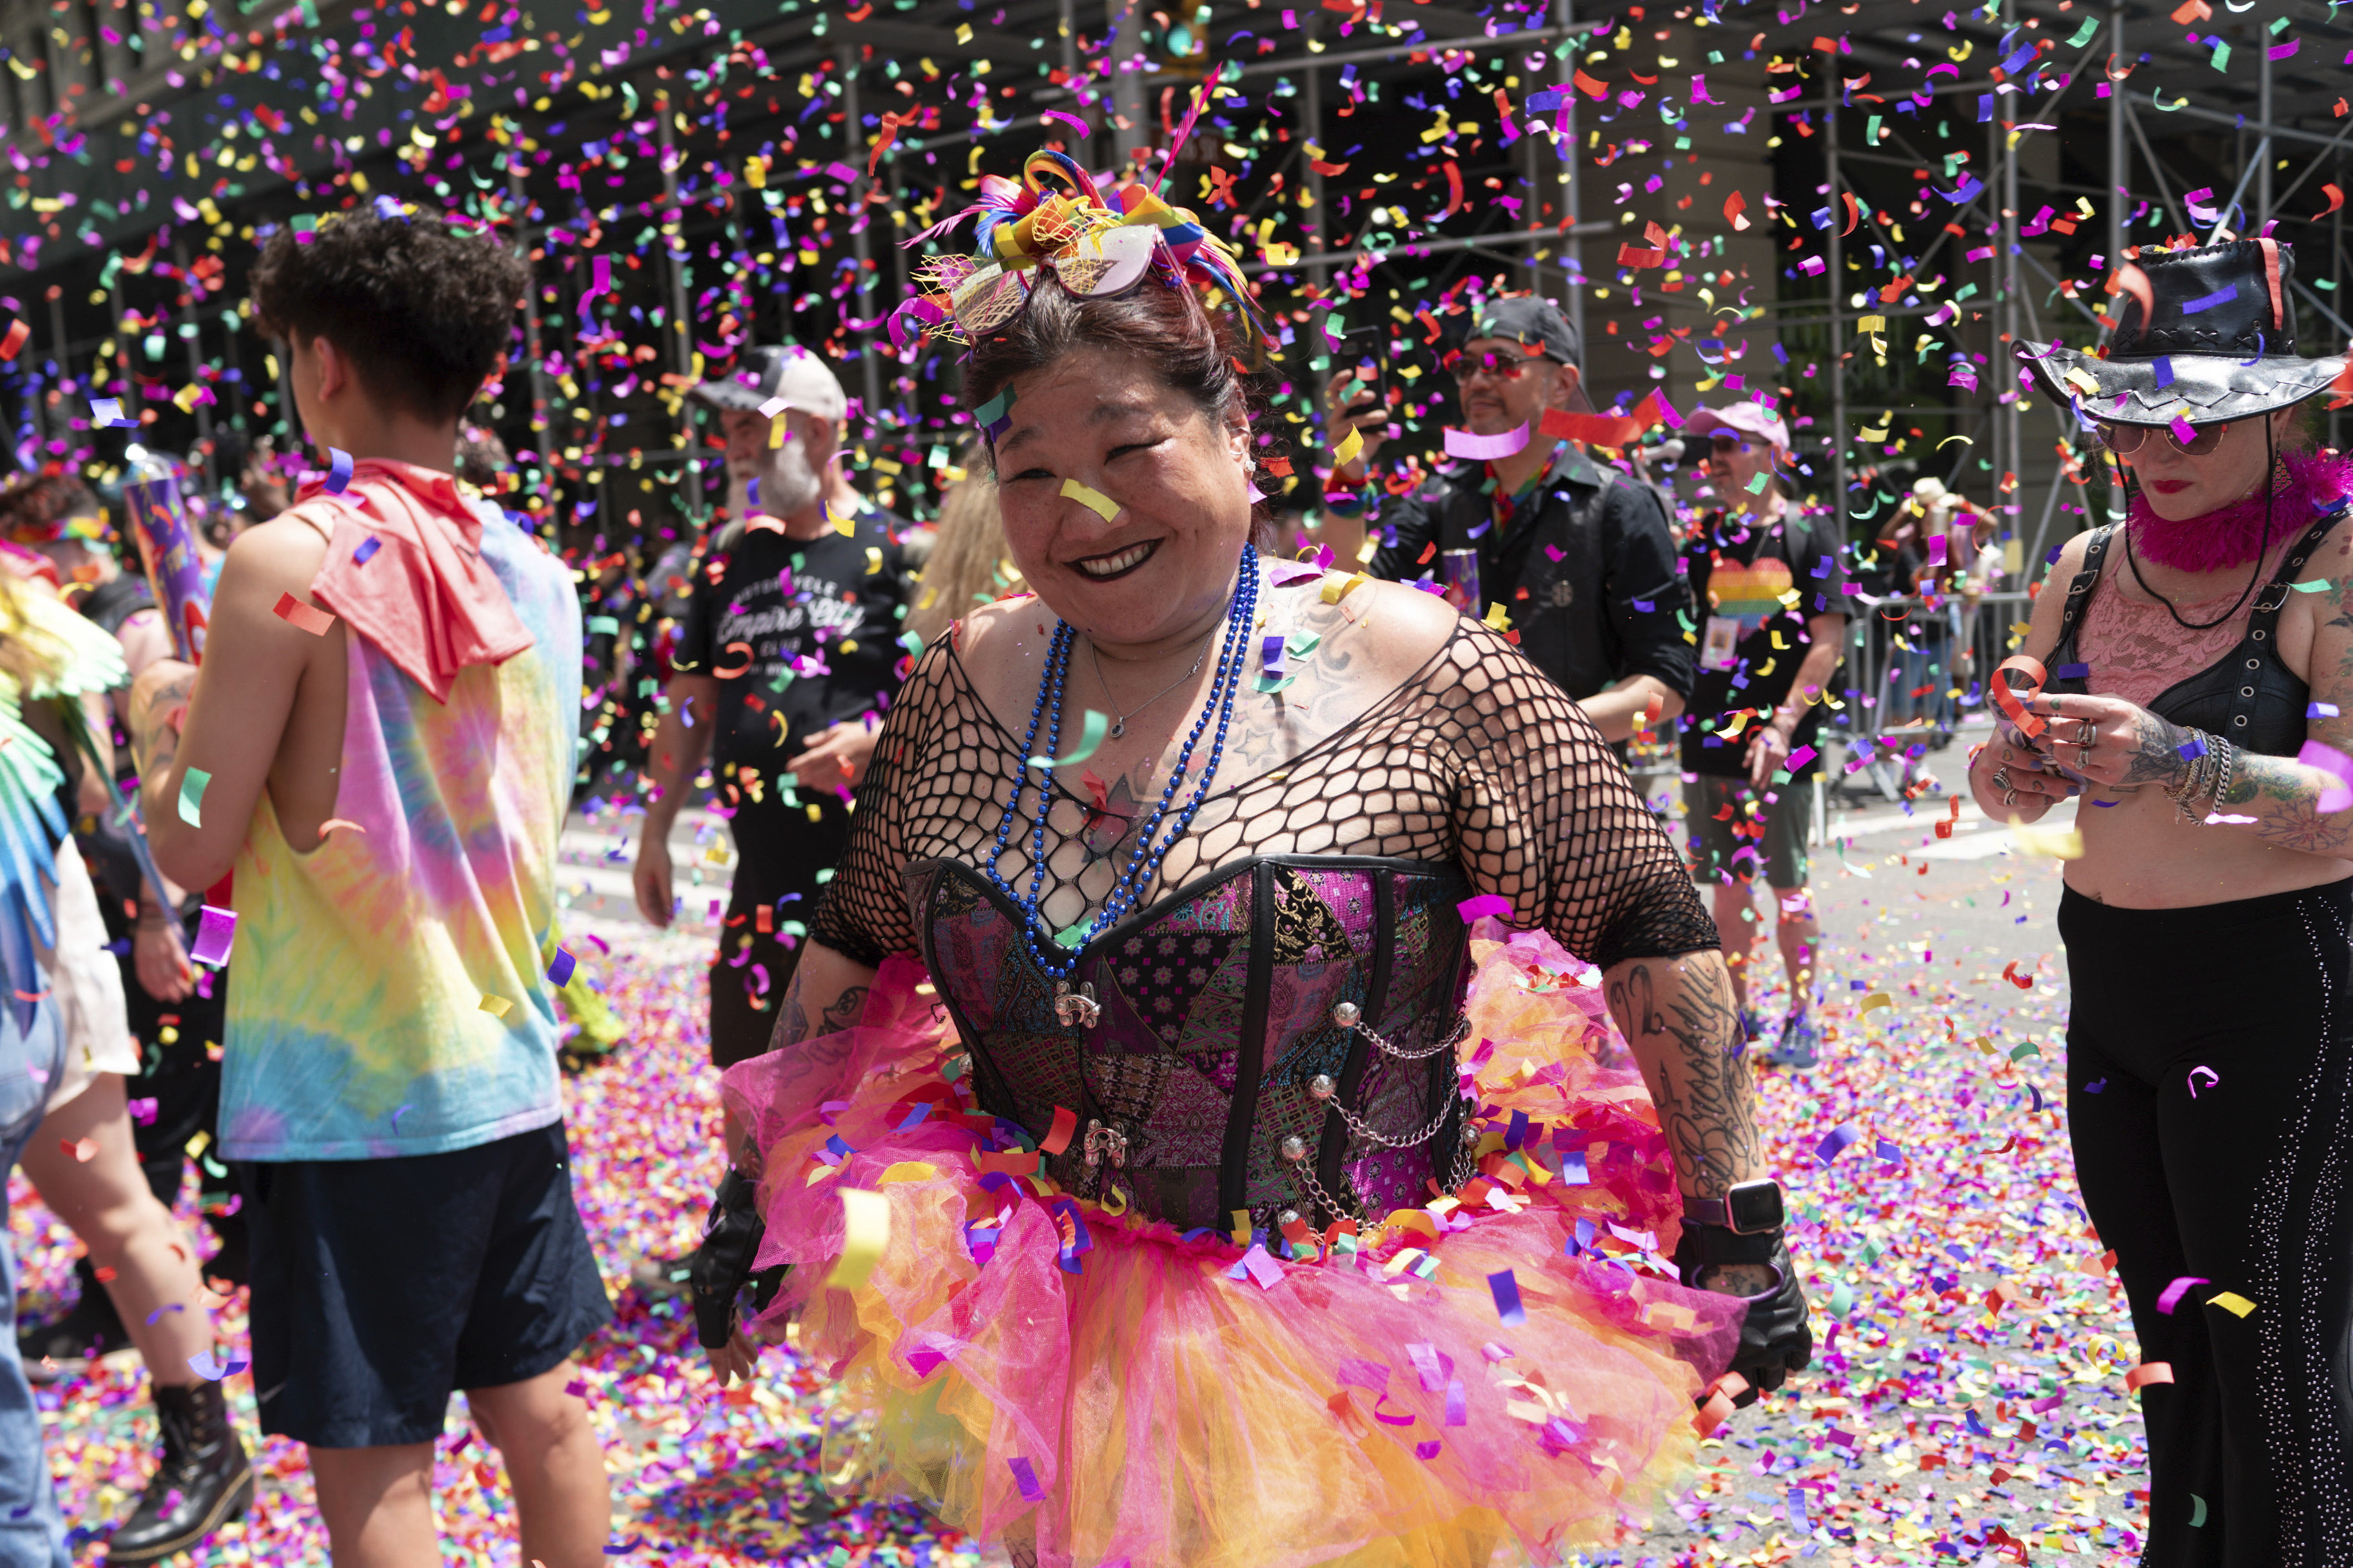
[2290,579,2333,592]
[1053,920,1091,949]
[2066,14,2098,44]
[178,768,209,828]
[1028,709,1109,770]
[1254,673,1297,694]
[2009,1042,2042,1062]
[1284,631,1323,656]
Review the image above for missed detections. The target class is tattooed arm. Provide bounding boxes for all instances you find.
[1604,950,1774,1295]
[725,940,881,1175]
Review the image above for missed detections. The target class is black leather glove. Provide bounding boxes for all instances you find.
[1674,1220,1812,1406]
[691,1168,789,1350]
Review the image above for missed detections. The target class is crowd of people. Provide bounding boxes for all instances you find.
[0,157,2337,1568]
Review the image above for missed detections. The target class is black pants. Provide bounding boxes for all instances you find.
[2062,880,2353,1566]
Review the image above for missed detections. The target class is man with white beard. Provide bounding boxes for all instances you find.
[629,345,911,1297]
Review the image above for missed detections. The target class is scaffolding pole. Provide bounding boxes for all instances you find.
[171,239,215,491]
[1556,0,1580,349]
[838,45,883,431]
[1823,44,1845,520]
[1303,13,1329,447]
[2257,38,2273,227]
[655,91,695,387]
[1999,0,2020,547]
[509,144,552,459]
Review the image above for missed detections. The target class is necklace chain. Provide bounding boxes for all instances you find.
[985,546,1261,979]
[1088,625,1218,740]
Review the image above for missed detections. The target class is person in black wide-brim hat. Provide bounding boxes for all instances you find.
[1983,236,2353,1564]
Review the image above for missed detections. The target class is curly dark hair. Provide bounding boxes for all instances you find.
[0,470,98,541]
[248,209,526,424]
[961,278,1279,544]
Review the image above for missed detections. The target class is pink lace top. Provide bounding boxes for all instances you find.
[2076,568,2254,710]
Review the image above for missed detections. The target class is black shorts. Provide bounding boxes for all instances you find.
[241,1121,613,1449]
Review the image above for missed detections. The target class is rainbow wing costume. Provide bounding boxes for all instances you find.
[0,587,126,1036]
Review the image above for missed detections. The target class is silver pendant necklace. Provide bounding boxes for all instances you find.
[1089,627,1218,739]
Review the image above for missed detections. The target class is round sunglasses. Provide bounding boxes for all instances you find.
[1440,348,1540,382]
[2092,419,2232,458]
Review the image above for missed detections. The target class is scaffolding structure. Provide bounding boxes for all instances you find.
[0,0,2338,561]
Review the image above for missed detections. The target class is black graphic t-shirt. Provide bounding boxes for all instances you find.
[673,501,911,894]
[1678,507,1851,783]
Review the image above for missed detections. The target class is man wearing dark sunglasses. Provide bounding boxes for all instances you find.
[1317,297,1691,745]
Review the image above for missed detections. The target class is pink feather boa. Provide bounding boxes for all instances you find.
[2128,449,2353,572]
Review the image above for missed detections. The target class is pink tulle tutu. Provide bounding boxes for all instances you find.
[722,923,1745,1568]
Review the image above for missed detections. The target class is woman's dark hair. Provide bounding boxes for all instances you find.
[248,210,526,425]
[963,278,1278,547]
[0,471,97,539]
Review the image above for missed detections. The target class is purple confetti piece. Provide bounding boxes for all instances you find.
[1457,893,1512,923]
[189,906,237,967]
[325,447,353,494]
[2188,1065,2219,1098]
[2053,662,2092,680]
[1487,1269,1527,1325]
[2178,284,2239,314]
[2151,356,2175,389]
[1558,1151,1590,1186]
[1008,1456,1046,1503]
[1406,1342,1451,1392]
[1815,1121,1860,1165]
[1785,744,1818,772]
[353,534,382,566]
[187,1352,248,1381]
[547,947,577,987]
[1241,1243,1283,1289]
[2084,1077,2108,1093]
[1444,1377,1466,1427]
[1415,1439,1443,1460]
[2311,703,2342,719]
[2157,1275,2211,1315]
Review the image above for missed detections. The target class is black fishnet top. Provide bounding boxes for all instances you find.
[808,615,1718,974]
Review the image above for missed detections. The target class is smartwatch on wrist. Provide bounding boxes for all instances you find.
[1682,1178,1786,1235]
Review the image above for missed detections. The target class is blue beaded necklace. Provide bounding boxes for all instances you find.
[987,544,1261,979]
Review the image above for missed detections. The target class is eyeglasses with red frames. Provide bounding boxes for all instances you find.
[2091,420,2232,458]
[1440,348,1540,381]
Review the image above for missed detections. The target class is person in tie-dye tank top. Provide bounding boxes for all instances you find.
[128,209,614,1568]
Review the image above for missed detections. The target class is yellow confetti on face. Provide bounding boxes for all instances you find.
[1060,478,1121,521]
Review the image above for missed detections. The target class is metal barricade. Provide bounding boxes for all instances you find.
[1821,589,2035,805]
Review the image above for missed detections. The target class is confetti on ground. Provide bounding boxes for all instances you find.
[12,776,2152,1566]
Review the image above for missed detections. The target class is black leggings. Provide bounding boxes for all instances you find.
[2062,879,2353,1567]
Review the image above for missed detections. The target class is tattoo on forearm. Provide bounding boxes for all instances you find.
[2220,755,2353,854]
[2120,709,2192,788]
[1606,958,1760,1198]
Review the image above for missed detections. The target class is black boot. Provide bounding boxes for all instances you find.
[105,1380,254,1563]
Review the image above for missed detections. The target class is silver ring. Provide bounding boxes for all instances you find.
[1992,767,2013,791]
[2077,719,2098,749]
[2004,788,2020,807]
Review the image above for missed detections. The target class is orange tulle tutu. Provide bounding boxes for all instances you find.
[722,923,1744,1568]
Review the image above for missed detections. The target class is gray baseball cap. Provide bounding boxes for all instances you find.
[688,344,848,421]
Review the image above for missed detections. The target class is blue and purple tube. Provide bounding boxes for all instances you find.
[122,457,209,664]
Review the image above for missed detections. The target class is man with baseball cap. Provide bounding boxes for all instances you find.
[630,345,912,1294]
[1677,401,1850,1069]
[1319,295,1691,743]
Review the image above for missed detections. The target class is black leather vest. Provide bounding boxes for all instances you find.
[2044,512,2339,758]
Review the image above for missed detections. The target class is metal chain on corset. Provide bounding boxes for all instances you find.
[1329,1002,1470,1062]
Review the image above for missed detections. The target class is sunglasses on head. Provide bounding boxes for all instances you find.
[1440,348,1539,381]
[2092,419,2232,457]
